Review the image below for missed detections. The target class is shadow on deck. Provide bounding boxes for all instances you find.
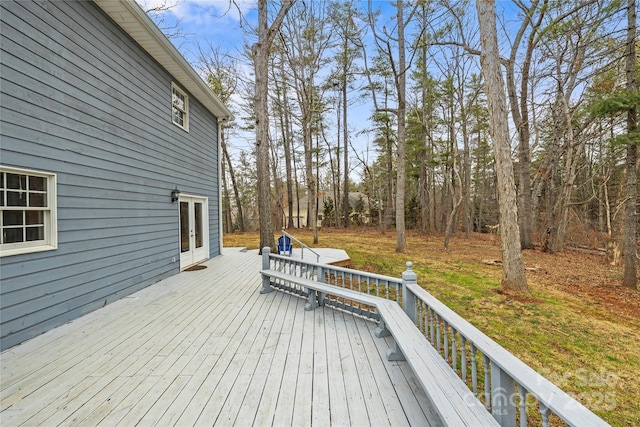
[0,248,440,426]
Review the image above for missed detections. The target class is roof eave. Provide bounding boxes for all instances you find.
[93,0,233,123]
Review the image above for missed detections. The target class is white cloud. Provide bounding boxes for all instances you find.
[139,0,255,25]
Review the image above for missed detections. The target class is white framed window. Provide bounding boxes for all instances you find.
[0,166,57,257]
[172,82,189,131]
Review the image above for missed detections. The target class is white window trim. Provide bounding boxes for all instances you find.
[171,82,189,132]
[0,166,57,257]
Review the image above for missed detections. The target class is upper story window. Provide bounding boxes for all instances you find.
[0,166,57,257]
[172,82,189,131]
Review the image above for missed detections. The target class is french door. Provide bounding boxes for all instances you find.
[179,195,209,270]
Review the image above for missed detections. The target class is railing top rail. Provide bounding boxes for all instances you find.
[281,229,321,261]
[269,252,403,284]
[405,283,609,427]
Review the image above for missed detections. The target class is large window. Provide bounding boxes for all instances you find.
[0,166,57,256]
[172,82,189,131]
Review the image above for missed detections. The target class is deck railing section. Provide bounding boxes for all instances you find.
[263,251,609,427]
[400,262,609,427]
[265,251,402,321]
[281,229,321,263]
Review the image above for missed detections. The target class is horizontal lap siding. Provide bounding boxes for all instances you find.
[0,0,220,350]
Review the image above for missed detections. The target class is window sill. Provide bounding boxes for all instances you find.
[0,244,58,257]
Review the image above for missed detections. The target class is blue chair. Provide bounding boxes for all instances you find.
[277,236,293,256]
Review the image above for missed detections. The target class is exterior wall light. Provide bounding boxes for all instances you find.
[171,186,181,203]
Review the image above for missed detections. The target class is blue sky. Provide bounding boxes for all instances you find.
[138,0,252,63]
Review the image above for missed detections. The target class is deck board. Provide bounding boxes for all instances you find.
[1,248,440,426]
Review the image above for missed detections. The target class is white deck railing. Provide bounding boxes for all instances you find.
[266,252,402,320]
[263,252,610,427]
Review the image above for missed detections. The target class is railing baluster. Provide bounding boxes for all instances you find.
[483,354,490,410]
[491,361,516,426]
[520,386,528,427]
[471,343,478,396]
[540,402,550,427]
[436,314,441,353]
[443,321,449,359]
[461,336,467,382]
[429,308,435,345]
[451,328,457,371]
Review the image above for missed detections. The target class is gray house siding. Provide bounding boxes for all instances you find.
[0,1,221,350]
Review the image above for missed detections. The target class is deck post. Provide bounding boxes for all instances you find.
[317,266,325,307]
[304,288,318,311]
[402,262,417,323]
[491,360,517,427]
[260,247,274,294]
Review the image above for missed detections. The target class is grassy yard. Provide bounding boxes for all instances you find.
[224,228,640,427]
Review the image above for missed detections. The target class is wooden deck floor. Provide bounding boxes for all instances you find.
[0,249,441,426]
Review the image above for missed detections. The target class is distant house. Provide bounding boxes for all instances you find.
[284,191,370,228]
[0,0,232,350]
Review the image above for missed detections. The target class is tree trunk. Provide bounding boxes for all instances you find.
[279,55,295,229]
[222,131,245,232]
[504,0,546,250]
[461,102,472,238]
[476,0,528,293]
[252,0,293,252]
[269,134,283,230]
[304,120,318,242]
[623,0,637,289]
[554,92,587,252]
[384,126,394,231]
[343,78,350,228]
[253,37,274,250]
[334,94,342,228]
[220,142,232,233]
[395,0,407,252]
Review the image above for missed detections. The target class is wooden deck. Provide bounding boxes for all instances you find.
[1,248,441,426]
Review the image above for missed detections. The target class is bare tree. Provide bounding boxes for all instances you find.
[329,0,364,229]
[279,0,332,244]
[367,0,420,252]
[623,0,637,289]
[140,0,187,41]
[504,0,548,249]
[253,0,295,252]
[476,0,529,293]
[199,44,246,232]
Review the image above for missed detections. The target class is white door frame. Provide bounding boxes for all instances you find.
[179,194,209,270]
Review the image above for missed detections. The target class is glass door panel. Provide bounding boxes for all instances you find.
[180,201,190,253]
[194,202,203,249]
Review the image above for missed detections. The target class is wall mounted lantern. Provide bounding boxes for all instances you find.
[171,186,181,203]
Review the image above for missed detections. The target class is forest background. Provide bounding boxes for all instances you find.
[142,0,638,291]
